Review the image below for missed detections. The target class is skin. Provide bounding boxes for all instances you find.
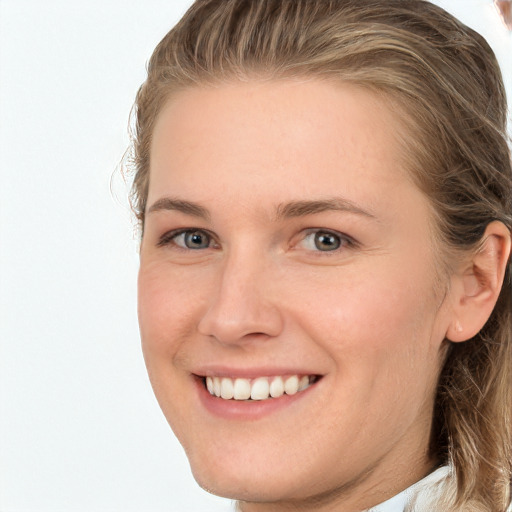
[138,79,468,511]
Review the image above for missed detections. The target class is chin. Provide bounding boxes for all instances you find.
[188,454,314,504]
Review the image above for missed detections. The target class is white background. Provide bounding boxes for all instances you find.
[0,1,510,511]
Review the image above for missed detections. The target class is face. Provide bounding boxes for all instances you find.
[138,79,455,511]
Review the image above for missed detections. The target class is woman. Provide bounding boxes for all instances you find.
[130,1,512,510]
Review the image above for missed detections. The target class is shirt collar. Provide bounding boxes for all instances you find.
[365,466,450,512]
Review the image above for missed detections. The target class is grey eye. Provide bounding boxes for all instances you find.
[182,230,211,249]
[157,228,216,250]
[313,232,341,251]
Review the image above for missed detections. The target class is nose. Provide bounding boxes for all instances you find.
[197,250,284,346]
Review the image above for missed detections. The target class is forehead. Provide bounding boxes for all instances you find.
[148,79,416,213]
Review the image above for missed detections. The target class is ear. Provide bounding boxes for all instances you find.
[446,221,511,342]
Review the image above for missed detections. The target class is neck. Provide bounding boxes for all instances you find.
[236,456,439,512]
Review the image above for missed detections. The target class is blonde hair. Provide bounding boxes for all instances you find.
[130,1,512,510]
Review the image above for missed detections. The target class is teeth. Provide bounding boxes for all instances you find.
[269,377,284,398]
[220,378,234,399]
[284,375,299,395]
[250,377,270,400]
[204,375,315,401]
[213,377,221,397]
[206,376,214,394]
[233,378,251,400]
[298,375,309,391]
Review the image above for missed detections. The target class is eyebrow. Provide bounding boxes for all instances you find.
[147,196,376,222]
[147,197,211,221]
[274,198,376,220]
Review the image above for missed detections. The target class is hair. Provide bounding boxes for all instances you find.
[129,1,512,510]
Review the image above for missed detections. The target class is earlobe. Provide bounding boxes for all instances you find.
[446,221,511,343]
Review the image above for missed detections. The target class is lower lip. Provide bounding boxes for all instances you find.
[194,376,319,420]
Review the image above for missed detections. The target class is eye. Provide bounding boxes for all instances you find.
[158,229,214,250]
[299,230,352,252]
[312,232,341,251]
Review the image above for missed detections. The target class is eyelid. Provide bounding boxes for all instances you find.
[157,228,217,249]
[155,226,358,253]
[297,228,359,253]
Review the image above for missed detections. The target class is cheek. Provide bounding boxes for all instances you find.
[306,272,441,434]
[137,261,209,437]
[300,265,433,336]
[137,261,206,359]
[290,264,442,388]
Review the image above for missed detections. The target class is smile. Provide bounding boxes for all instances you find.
[204,375,318,401]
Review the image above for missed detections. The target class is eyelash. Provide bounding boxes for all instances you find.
[157,228,218,250]
[156,228,358,253]
[298,229,358,254]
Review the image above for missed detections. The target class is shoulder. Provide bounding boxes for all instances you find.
[367,467,512,512]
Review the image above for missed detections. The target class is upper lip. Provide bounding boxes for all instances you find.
[192,365,322,379]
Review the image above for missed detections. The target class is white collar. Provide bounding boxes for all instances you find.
[366,466,450,512]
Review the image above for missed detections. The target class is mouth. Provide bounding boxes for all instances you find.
[201,374,321,401]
